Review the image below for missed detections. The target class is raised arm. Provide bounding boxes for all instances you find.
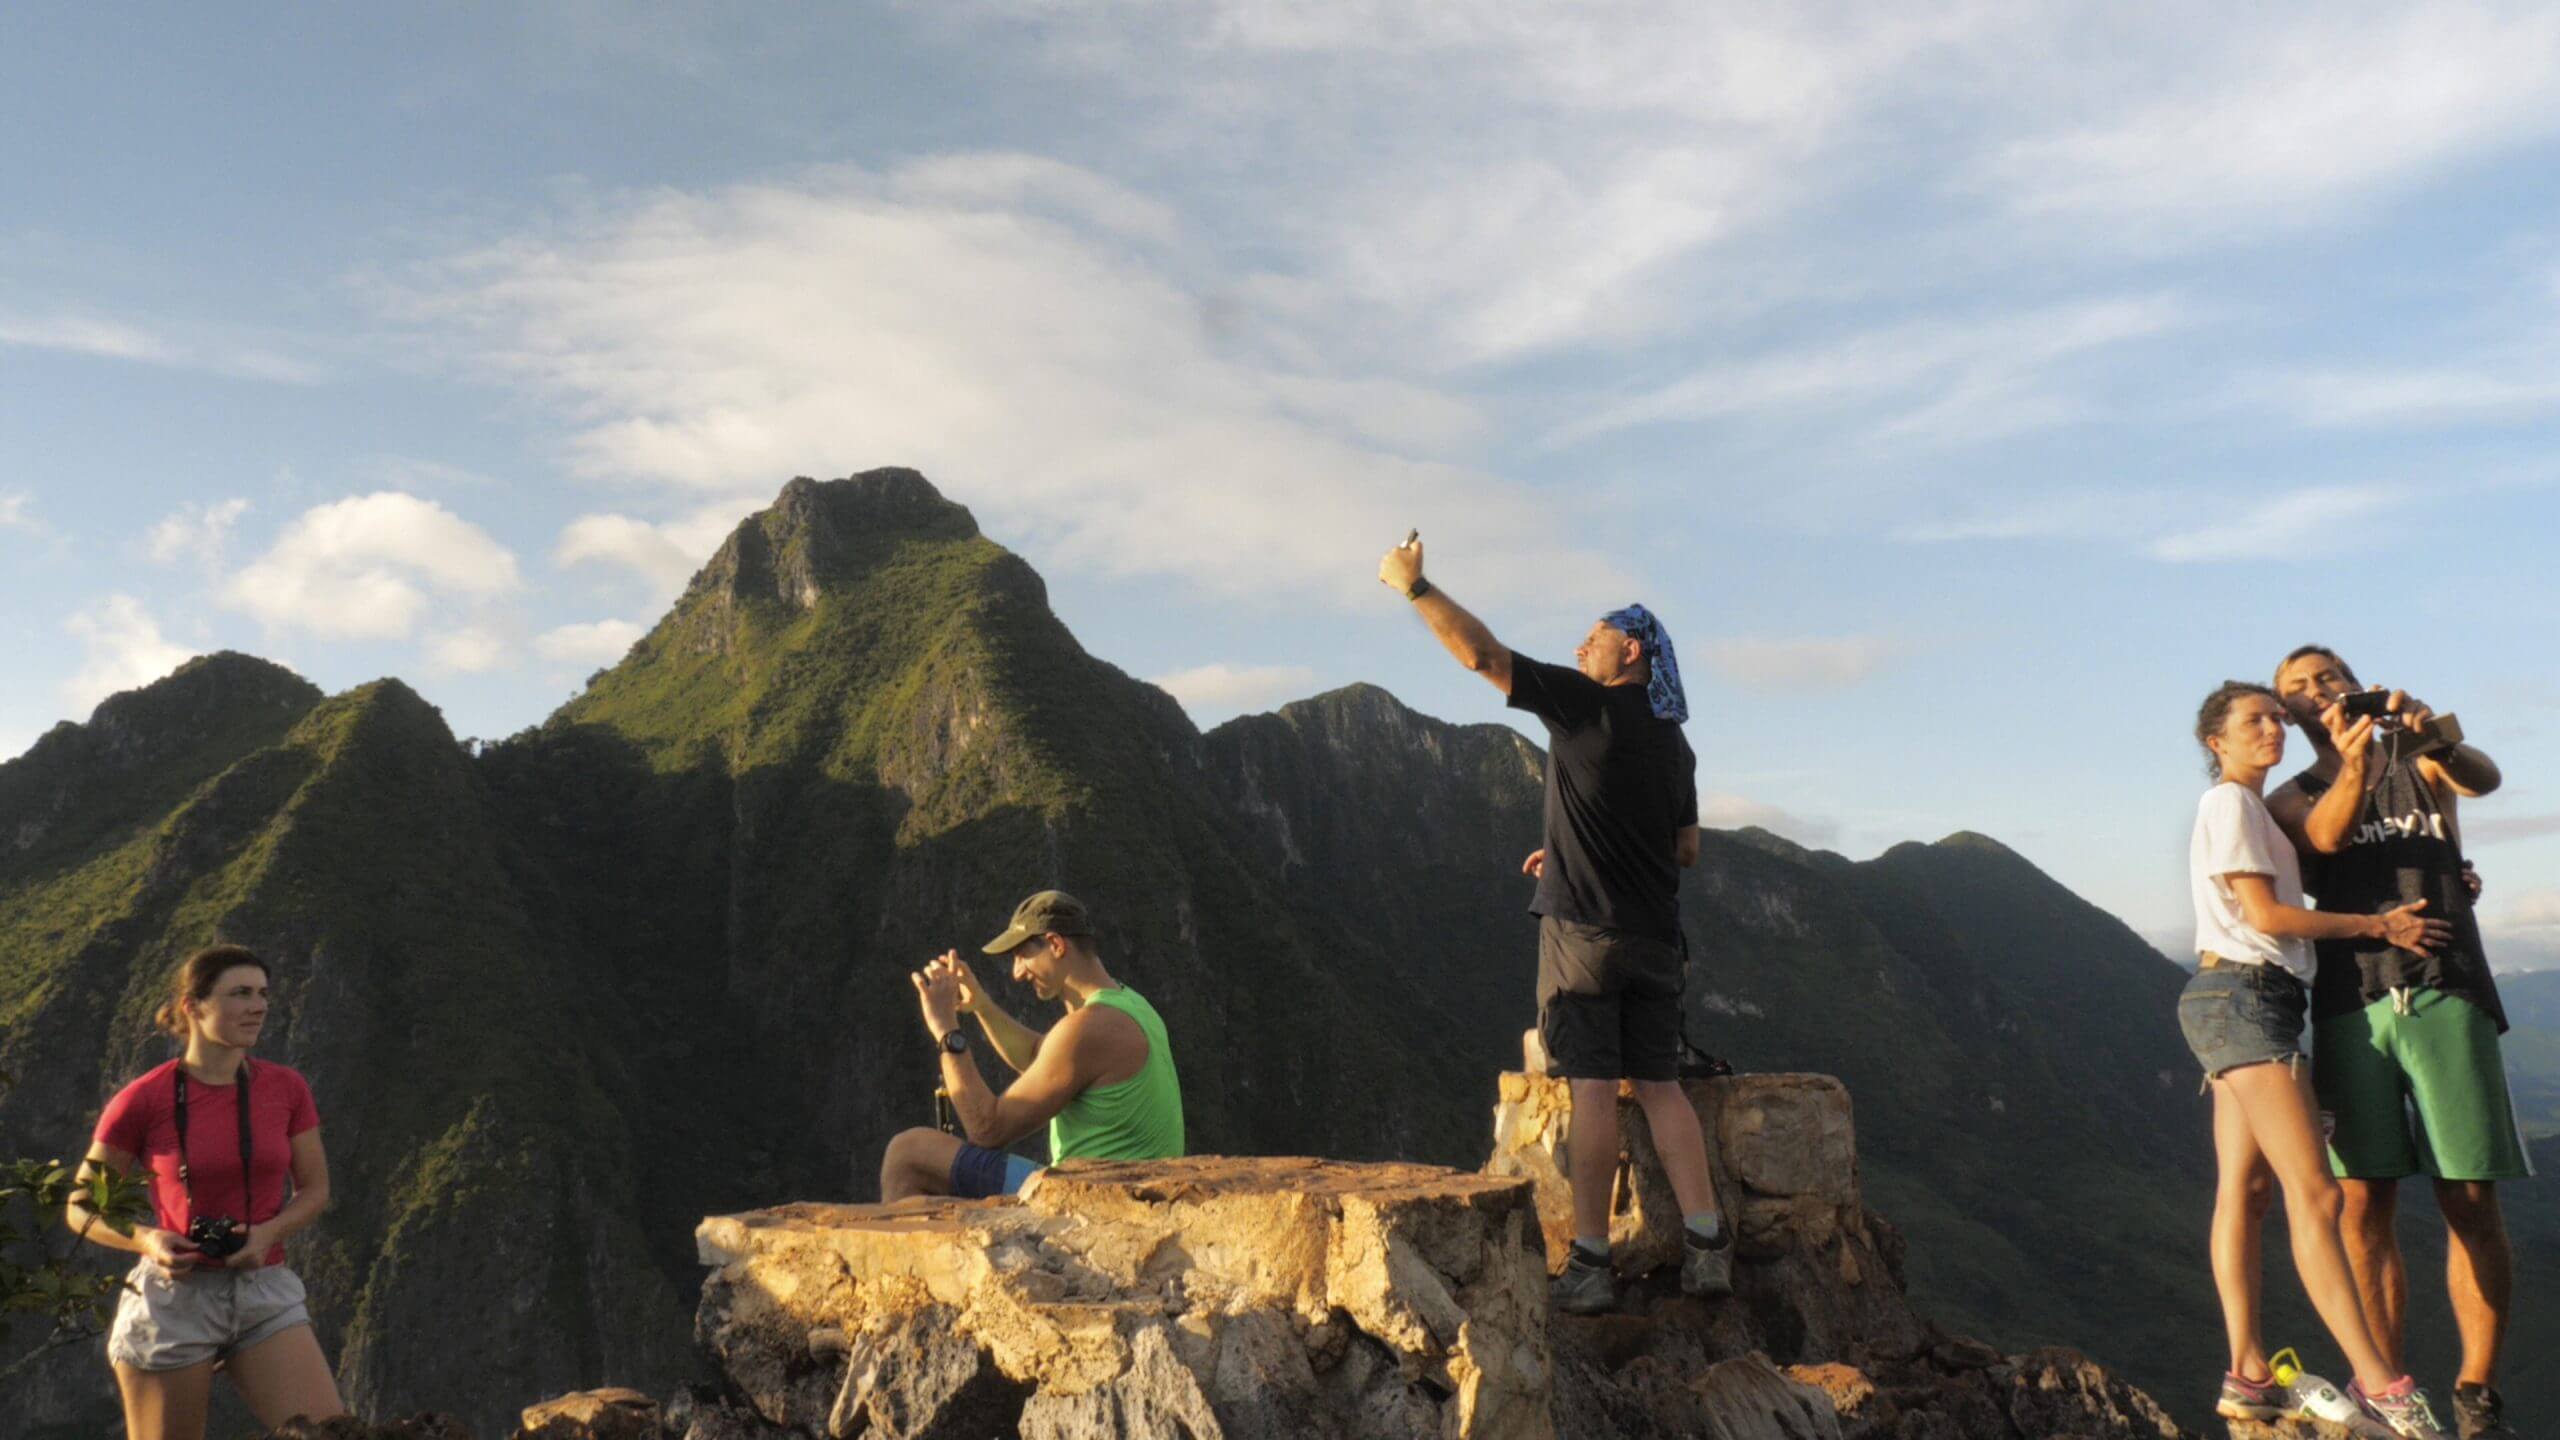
[1379,538,1512,694]
[2288,701,2376,855]
[928,952,1044,1074]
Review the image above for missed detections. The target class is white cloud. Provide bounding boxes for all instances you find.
[1555,295,2192,450]
[61,595,198,717]
[1697,791,1840,848]
[2143,483,2416,564]
[1698,634,1903,693]
[223,492,520,639]
[553,499,759,602]
[0,493,32,531]
[426,626,513,674]
[1979,6,2560,240]
[1149,662,1319,715]
[0,309,322,383]
[146,498,252,571]
[2257,363,2560,429]
[393,162,1625,612]
[534,619,647,666]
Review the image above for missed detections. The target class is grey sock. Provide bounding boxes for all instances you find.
[1684,1213,1728,1248]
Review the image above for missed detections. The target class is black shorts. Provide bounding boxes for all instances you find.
[1537,916,1685,1082]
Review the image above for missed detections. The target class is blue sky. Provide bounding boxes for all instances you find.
[6,3,2559,964]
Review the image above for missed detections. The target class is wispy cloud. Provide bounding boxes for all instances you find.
[146,498,252,573]
[0,310,323,383]
[0,493,34,533]
[1698,790,1840,848]
[2143,483,2417,563]
[391,160,1626,612]
[1979,6,2560,242]
[1149,662,1319,717]
[1698,634,1904,693]
[1553,295,2193,450]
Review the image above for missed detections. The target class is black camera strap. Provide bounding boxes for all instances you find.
[173,1059,255,1218]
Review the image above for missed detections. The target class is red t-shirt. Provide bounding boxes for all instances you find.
[94,1059,320,1268]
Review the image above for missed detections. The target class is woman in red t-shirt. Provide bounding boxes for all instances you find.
[66,945,346,1439]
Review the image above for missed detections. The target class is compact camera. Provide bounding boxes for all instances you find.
[2339,691,2396,719]
[187,1214,249,1260]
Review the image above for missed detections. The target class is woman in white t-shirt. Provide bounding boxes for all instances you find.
[2182,682,2451,1436]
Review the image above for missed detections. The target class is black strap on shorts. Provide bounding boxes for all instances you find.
[173,1060,254,1217]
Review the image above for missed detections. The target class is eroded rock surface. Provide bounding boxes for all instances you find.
[691,1155,1550,1439]
[520,1072,2209,1440]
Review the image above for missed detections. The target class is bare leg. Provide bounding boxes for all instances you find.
[1629,1080,1720,1221]
[2338,1179,2406,1374]
[879,1127,964,1202]
[116,1359,214,1440]
[227,1323,346,1427]
[2221,1062,2400,1390]
[1566,1078,1621,1244]
[2207,1081,2277,1380]
[2434,1179,2511,1388]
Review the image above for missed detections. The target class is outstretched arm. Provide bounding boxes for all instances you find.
[1380,538,1513,694]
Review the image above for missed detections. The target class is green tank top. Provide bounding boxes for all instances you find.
[1049,987,1184,1164]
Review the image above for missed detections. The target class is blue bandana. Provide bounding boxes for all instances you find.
[1601,604,1687,724]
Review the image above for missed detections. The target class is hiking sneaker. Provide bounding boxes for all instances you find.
[2217,1371,2285,1422]
[1681,1231,1734,1298]
[1551,1254,1617,1315]
[2452,1384,2519,1440]
[2352,1378,2452,1440]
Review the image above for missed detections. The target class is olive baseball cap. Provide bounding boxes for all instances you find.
[980,890,1095,955]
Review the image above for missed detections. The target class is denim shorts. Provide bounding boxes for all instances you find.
[2177,962,2308,1080]
[108,1260,311,1372]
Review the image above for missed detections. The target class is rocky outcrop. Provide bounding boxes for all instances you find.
[689,1155,1550,1440]
[642,1076,2201,1440]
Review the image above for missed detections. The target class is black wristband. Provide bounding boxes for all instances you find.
[1404,576,1433,601]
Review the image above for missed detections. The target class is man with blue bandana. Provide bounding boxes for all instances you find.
[1378,534,1728,1314]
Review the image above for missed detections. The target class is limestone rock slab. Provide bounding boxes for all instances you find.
[695,1156,1551,1440]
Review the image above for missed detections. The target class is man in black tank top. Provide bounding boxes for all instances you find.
[2270,646,2527,1439]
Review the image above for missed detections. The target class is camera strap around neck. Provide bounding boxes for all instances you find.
[173,1060,254,1215]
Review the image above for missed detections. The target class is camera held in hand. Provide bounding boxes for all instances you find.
[188,1213,248,1260]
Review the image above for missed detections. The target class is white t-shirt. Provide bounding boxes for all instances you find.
[2190,782,2314,982]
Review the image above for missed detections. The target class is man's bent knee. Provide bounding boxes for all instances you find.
[881,1127,957,1201]
[2435,1179,2504,1236]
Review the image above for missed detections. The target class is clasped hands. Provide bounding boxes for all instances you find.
[910,950,986,1042]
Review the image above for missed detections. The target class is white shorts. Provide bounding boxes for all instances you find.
[107,1260,312,1372]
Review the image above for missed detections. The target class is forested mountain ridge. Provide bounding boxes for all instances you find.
[2,469,2549,1434]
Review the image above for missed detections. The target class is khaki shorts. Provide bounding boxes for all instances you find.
[108,1260,312,1372]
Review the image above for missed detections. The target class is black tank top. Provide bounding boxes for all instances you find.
[2294,743,2505,1030]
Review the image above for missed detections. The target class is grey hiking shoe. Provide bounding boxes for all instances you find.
[2353,1379,2452,1440]
[1550,1254,1617,1314]
[2217,1372,2284,1422]
[1681,1233,1734,1298]
[2453,1384,2519,1440]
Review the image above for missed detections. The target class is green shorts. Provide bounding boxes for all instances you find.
[2314,988,2534,1183]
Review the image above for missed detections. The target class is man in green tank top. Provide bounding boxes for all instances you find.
[878,891,1185,1203]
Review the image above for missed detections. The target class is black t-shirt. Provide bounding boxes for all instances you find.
[1507,656,1698,941]
[2293,746,2505,1031]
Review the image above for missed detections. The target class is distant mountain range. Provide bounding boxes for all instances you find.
[3,470,2550,1434]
